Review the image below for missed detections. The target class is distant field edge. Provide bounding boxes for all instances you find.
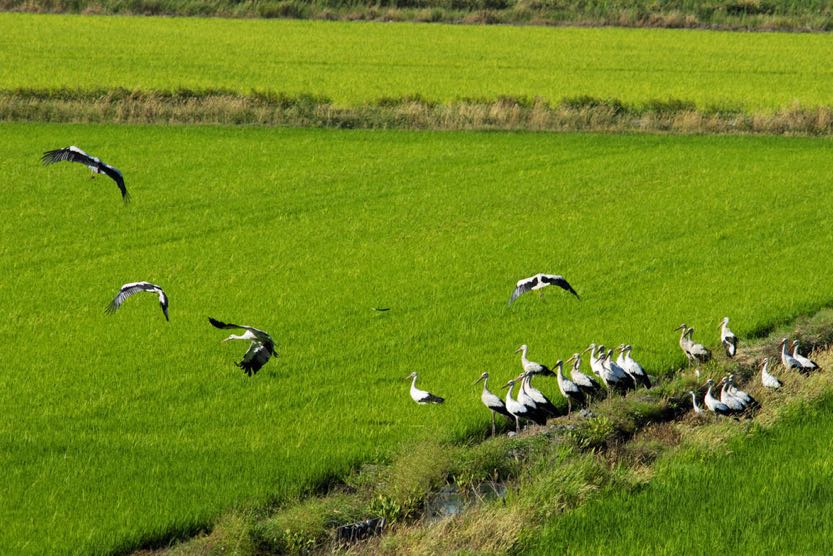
[4,88,833,136]
[4,0,833,33]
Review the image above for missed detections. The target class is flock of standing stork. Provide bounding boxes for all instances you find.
[410,302,823,435]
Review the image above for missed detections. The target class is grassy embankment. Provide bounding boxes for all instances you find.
[3,123,833,553]
[5,0,833,32]
[4,15,833,133]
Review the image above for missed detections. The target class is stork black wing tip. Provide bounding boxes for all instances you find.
[208,316,223,328]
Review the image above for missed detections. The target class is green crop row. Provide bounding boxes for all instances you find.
[2,14,833,111]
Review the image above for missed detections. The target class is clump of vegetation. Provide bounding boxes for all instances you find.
[7,0,833,31]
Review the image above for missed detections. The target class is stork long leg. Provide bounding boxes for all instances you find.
[567,398,572,416]
[515,416,520,433]
[491,411,496,437]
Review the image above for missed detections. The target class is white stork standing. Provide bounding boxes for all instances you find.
[675,324,711,366]
[719,317,737,357]
[474,372,513,436]
[725,375,757,408]
[704,379,732,416]
[760,358,782,390]
[209,317,276,377]
[106,282,169,321]
[42,146,130,203]
[514,344,553,376]
[689,391,703,414]
[555,360,585,415]
[522,371,560,418]
[719,378,747,413]
[501,378,533,433]
[405,372,444,404]
[791,340,820,372]
[565,353,603,398]
[603,348,636,392]
[618,345,651,389]
[515,375,548,425]
[779,338,803,372]
[508,273,579,305]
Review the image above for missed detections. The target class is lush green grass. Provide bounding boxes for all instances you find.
[3,14,833,110]
[3,123,833,553]
[532,394,833,555]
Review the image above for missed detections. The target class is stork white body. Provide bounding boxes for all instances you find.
[619,345,650,389]
[719,381,747,412]
[719,317,737,357]
[515,344,552,375]
[676,324,711,366]
[566,354,602,397]
[779,338,803,371]
[791,340,819,372]
[508,273,579,305]
[523,372,559,418]
[689,391,703,414]
[555,360,584,415]
[503,379,531,432]
[106,281,169,321]
[475,372,512,436]
[760,358,782,389]
[725,375,754,406]
[209,317,276,376]
[704,380,731,415]
[407,372,444,404]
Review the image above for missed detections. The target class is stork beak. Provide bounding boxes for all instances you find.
[501,381,513,390]
[581,346,592,354]
[473,374,486,385]
[566,354,576,363]
[514,347,522,354]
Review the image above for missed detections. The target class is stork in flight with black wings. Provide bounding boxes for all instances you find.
[106,282,169,321]
[209,317,276,376]
[508,273,579,305]
[42,146,130,203]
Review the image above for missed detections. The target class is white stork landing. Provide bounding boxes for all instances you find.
[42,146,130,203]
[106,282,169,321]
[508,273,579,305]
[475,372,513,435]
[719,317,737,357]
[209,317,275,376]
[406,372,444,404]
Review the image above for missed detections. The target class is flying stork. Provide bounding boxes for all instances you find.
[508,273,579,305]
[718,317,737,357]
[704,379,731,416]
[554,360,585,415]
[474,372,513,436]
[565,353,602,398]
[514,344,553,376]
[106,282,169,321]
[760,358,782,390]
[791,340,820,372]
[41,146,130,203]
[779,338,803,372]
[406,372,444,404]
[209,317,276,376]
[618,345,651,389]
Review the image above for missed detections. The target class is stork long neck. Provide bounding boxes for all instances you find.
[520,347,529,368]
[791,343,799,357]
[481,376,489,394]
[781,342,790,357]
[411,375,418,391]
[505,383,516,404]
[556,364,564,383]
[690,392,699,410]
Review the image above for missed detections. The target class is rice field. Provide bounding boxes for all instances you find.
[3,13,833,110]
[2,122,833,553]
[533,393,833,554]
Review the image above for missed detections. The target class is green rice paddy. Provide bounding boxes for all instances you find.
[2,122,833,552]
[3,13,833,110]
